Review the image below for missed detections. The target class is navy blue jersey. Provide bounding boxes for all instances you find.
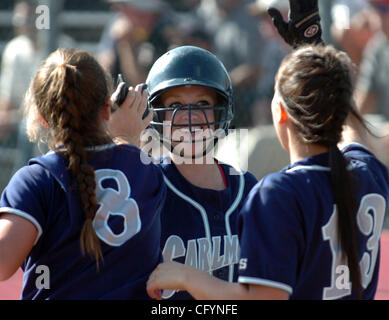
[159,157,258,299]
[238,143,389,300]
[0,144,166,299]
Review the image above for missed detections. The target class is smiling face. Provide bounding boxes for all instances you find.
[160,85,217,157]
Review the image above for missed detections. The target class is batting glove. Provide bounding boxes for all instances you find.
[267,0,323,48]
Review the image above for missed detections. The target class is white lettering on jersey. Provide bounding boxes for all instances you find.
[357,194,385,288]
[162,234,240,299]
[322,193,386,299]
[239,258,248,271]
[93,169,141,246]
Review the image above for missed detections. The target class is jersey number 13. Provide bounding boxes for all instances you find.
[322,193,386,299]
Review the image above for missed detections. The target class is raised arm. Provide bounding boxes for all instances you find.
[108,82,152,146]
[267,0,323,48]
[267,0,373,151]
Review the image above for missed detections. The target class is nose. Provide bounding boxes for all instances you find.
[174,109,206,124]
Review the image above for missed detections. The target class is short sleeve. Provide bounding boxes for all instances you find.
[0,164,50,245]
[237,176,305,295]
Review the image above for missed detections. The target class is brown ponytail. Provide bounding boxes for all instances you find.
[329,144,361,298]
[277,45,364,298]
[26,48,113,268]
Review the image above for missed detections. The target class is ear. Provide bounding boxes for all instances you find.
[101,99,111,121]
[39,115,49,128]
[274,101,288,124]
[279,103,288,124]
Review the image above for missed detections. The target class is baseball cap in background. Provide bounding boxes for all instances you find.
[247,0,289,16]
[106,0,166,12]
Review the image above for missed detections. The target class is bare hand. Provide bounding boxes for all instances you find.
[146,261,192,300]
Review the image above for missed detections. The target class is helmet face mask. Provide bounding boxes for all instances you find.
[149,87,230,158]
[149,89,231,139]
[146,46,234,157]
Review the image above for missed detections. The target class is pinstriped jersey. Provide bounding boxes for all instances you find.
[159,156,258,300]
[238,143,389,300]
[0,144,166,299]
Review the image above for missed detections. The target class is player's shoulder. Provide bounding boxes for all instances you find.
[244,163,308,207]
[91,143,161,172]
[15,162,51,180]
[7,161,54,193]
[242,169,259,186]
[108,143,149,159]
[241,170,301,223]
[342,143,388,172]
[343,142,389,187]
[341,142,376,160]
[257,169,296,193]
[103,144,164,182]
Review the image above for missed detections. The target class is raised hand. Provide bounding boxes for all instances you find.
[267,0,323,48]
[109,83,152,146]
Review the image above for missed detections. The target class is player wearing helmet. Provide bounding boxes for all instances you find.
[111,45,258,300]
[146,0,389,300]
[146,45,234,158]
[147,46,258,300]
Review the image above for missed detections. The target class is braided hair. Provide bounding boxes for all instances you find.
[276,45,364,298]
[26,48,113,267]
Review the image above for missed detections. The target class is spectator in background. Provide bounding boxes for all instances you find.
[0,1,41,147]
[164,0,201,12]
[354,0,389,167]
[0,0,47,194]
[355,0,389,119]
[196,0,224,33]
[97,0,172,85]
[164,14,213,52]
[210,0,264,128]
[331,0,379,67]
[0,1,75,189]
[216,0,290,180]
[247,0,290,125]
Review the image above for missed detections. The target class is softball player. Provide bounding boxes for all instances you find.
[146,1,389,300]
[146,45,258,299]
[0,48,166,299]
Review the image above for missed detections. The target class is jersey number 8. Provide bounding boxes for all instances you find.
[93,169,141,247]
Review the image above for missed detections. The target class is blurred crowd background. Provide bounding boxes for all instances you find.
[0,0,388,226]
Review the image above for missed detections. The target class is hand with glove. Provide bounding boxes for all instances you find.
[267,0,324,48]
